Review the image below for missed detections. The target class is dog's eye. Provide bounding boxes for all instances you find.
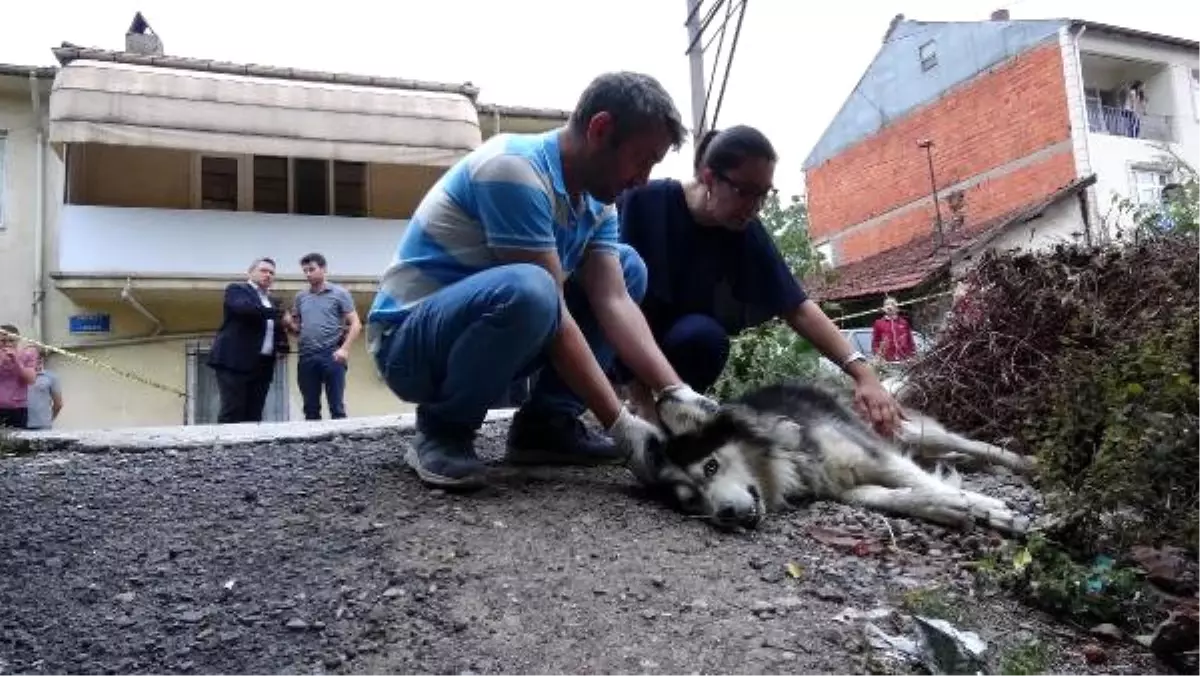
[703,459,720,477]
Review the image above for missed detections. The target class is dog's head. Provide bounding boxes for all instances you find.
[651,397,801,531]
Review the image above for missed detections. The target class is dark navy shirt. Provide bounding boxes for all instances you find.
[617,179,807,339]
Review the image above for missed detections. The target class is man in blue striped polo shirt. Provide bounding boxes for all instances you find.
[367,71,719,489]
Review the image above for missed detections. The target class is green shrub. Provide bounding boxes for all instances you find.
[710,320,820,401]
[1026,316,1199,554]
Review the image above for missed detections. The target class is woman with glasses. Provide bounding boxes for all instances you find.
[616,125,902,437]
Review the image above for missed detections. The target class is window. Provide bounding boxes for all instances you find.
[199,156,239,211]
[919,40,938,71]
[1131,168,1170,206]
[293,158,330,216]
[333,161,367,217]
[197,155,367,216]
[0,131,6,229]
[185,340,289,424]
[253,156,289,214]
[1191,68,1199,122]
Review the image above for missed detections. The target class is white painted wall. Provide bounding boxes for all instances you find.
[1064,30,1199,242]
[0,83,60,341]
[986,196,1089,252]
[58,205,410,277]
[1087,133,1192,241]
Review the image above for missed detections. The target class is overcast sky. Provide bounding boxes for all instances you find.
[2,0,1192,199]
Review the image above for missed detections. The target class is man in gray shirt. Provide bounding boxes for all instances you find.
[26,349,63,430]
[286,253,362,420]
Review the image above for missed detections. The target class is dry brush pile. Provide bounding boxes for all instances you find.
[902,233,1198,555]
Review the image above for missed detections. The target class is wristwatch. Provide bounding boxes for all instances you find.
[840,351,868,370]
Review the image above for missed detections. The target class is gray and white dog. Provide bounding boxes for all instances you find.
[642,381,1033,535]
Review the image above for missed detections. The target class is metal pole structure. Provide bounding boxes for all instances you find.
[917,139,944,247]
[685,0,707,142]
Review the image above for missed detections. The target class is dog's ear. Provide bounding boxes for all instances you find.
[661,405,762,467]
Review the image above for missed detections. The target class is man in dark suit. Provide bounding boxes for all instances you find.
[208,257,290,424]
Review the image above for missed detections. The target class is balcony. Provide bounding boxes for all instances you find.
[1080,52,1182,145]
[1086,103,1174,143]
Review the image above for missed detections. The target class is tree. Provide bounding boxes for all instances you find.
[710,192,828,400]
[1106,147,1199,243]
[760,192,824,279]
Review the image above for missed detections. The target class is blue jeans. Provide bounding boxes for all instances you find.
[373,245,648,435]
[297,350,348,420]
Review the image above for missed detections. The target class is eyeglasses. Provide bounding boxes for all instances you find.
[713,170,776,202]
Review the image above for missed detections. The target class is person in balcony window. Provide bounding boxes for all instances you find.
[1123,81,1146,138]
[871,297,917,363]
[208,257,290,424]
[366,71,718,490]
[615,125,902,438]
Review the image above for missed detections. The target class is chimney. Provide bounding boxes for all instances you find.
[883,13,905,43]
[125,12,163,55]
[990,9,1010,20]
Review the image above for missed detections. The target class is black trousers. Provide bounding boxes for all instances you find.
[215,357,277,424]
[0,407,28,429]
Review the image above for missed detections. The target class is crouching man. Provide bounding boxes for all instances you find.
[366,71,717,489]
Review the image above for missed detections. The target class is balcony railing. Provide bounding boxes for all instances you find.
[1086,104,1175,143]
[57,204,409,278]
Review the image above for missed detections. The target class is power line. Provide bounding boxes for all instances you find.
[698,0,734,134]
[685,0,728,56]
[701,0,744,54]
[708,0,747,131]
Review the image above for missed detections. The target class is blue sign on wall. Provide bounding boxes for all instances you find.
[69,313,112,334]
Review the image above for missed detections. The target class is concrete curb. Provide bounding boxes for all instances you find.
[2,409,518,455]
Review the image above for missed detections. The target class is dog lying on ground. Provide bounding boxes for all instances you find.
[643,381,1033,536]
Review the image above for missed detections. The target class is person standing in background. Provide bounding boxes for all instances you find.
[288,252,361,420]
[0,325,38,429]
[207,258,290,424]
[25,348,63,430]
[871,296,917,363]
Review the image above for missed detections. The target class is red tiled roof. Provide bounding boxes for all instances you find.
[806,174,1097,301]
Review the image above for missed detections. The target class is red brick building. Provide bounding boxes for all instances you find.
[802,13,1198,308]
[808,42,1074,264]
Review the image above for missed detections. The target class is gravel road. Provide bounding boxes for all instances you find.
[0,422,1170,674]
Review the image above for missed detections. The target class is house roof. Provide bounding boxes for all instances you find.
[805,174,1097,301]
[476,102,571,122]
[20,44,572,120]
[0,62,57,79]
[1074,20,1199,51]
[52,43,482,100]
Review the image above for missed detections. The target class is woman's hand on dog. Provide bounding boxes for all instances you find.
[852,379,904,439]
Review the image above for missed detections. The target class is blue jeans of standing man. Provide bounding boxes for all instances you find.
[298,350,348,420]
[372,245,648,438]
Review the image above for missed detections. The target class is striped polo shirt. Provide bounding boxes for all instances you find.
[366,128,619,354]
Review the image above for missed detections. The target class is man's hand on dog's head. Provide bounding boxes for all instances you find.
[607,406,667,485]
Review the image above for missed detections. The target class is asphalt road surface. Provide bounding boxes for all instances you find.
[0,422,1169,674]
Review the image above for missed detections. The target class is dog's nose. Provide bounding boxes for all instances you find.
[716,506,737,523]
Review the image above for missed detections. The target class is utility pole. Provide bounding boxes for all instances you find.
[917,139,944,248]
[685,0,707,142]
